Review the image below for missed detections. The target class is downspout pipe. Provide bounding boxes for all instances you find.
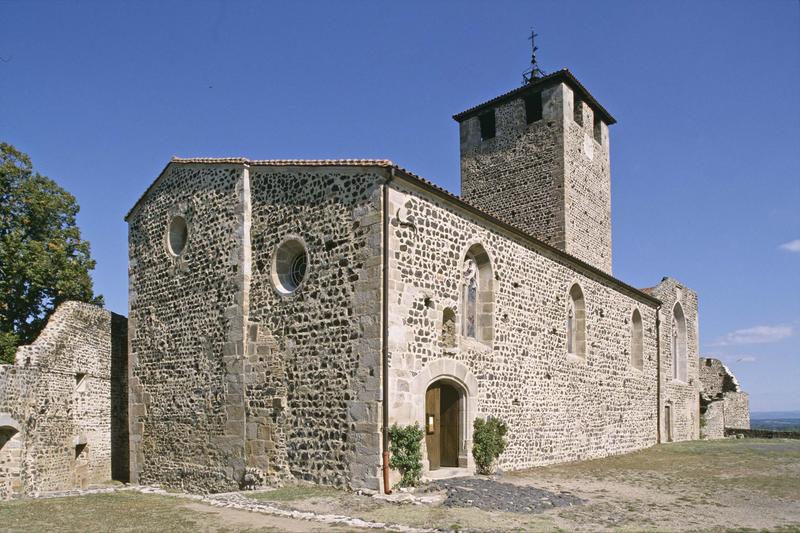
[382,168,395,494]
[655,304,662,444]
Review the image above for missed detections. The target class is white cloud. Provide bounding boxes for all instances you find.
[710,325,793,347]
[779,239,800,252]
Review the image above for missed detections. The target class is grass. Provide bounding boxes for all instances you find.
[0,491,344,532]
[517,438,800,500]
[0,493,212,533]
[1,439,799,531]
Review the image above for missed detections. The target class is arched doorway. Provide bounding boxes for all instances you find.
[425,380,463,470]
[0,421,23,499]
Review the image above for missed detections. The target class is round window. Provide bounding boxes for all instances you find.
[272,239,308,294]
[168,216,188,256]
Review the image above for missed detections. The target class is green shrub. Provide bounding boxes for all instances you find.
[388,423,425,487]
[472,416,507,474]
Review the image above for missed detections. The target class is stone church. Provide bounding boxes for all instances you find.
[3,66,746,499]
[123,68,702,493]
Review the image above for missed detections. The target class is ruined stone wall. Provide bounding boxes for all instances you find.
[651,278,701,442]
[701,400,725,440]
[723,392,750,430]
[127,163,248,493]
[247,166,383,490]
[698,357,749,436]
[699,357,740,398]
[386,178,659,475]
[0,301,127,498]
[459,84,566,251]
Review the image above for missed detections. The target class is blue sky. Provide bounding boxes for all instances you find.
[1,1,798,411]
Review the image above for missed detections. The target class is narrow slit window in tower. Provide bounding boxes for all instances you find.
[593,115,602,143]
[573,96,583,125]
[479,110,496,141]
[524,92,542,124]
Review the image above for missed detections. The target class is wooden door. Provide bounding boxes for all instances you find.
[425,386,441,470]
[440,384,460,467]
[425,382,461,470]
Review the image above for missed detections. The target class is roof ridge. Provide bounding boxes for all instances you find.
[170,157,394,167]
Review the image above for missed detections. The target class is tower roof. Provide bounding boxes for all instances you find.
[452,68,616,125]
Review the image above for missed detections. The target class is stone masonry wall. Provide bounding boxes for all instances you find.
[698,357,749,436]
[723,392,750,430]
[127,163,248,493]
[128,161,384,492]
[460,84,566,251]
[562,87,612,274]
[0,301,127,499]
[247,166,383,490]
[700,358,740,399]
[386,178,659,475]
[701,400,725,440]
[459,82,613,274]
[650,278,701,442]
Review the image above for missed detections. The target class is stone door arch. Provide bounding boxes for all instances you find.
[0,416,23,499]
[411,359,478,473]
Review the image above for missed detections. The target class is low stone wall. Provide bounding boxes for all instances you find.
[0,301,128,498]
[725,428,800,440]
[723,392,750,430]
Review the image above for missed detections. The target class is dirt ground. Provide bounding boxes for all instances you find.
[1,438,798,532]
[247,438,800,531]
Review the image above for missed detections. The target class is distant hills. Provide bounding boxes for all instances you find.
[751,411,800,419]
[750,411,800,431]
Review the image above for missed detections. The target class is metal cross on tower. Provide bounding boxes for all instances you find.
[522,29,546,84]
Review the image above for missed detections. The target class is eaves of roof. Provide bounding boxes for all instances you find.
[452,68,616,125]
[124,157,394,221]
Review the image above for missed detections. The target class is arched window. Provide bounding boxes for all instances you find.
[630,308,643,370]
[566,283,586,357]
[462,244,493,344]
[672,303,687,381]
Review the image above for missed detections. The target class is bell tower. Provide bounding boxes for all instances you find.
[454,66,615,274]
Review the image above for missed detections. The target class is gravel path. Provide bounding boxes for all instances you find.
[421,477,583,513]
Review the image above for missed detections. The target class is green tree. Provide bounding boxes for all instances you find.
[0,143,103,363]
